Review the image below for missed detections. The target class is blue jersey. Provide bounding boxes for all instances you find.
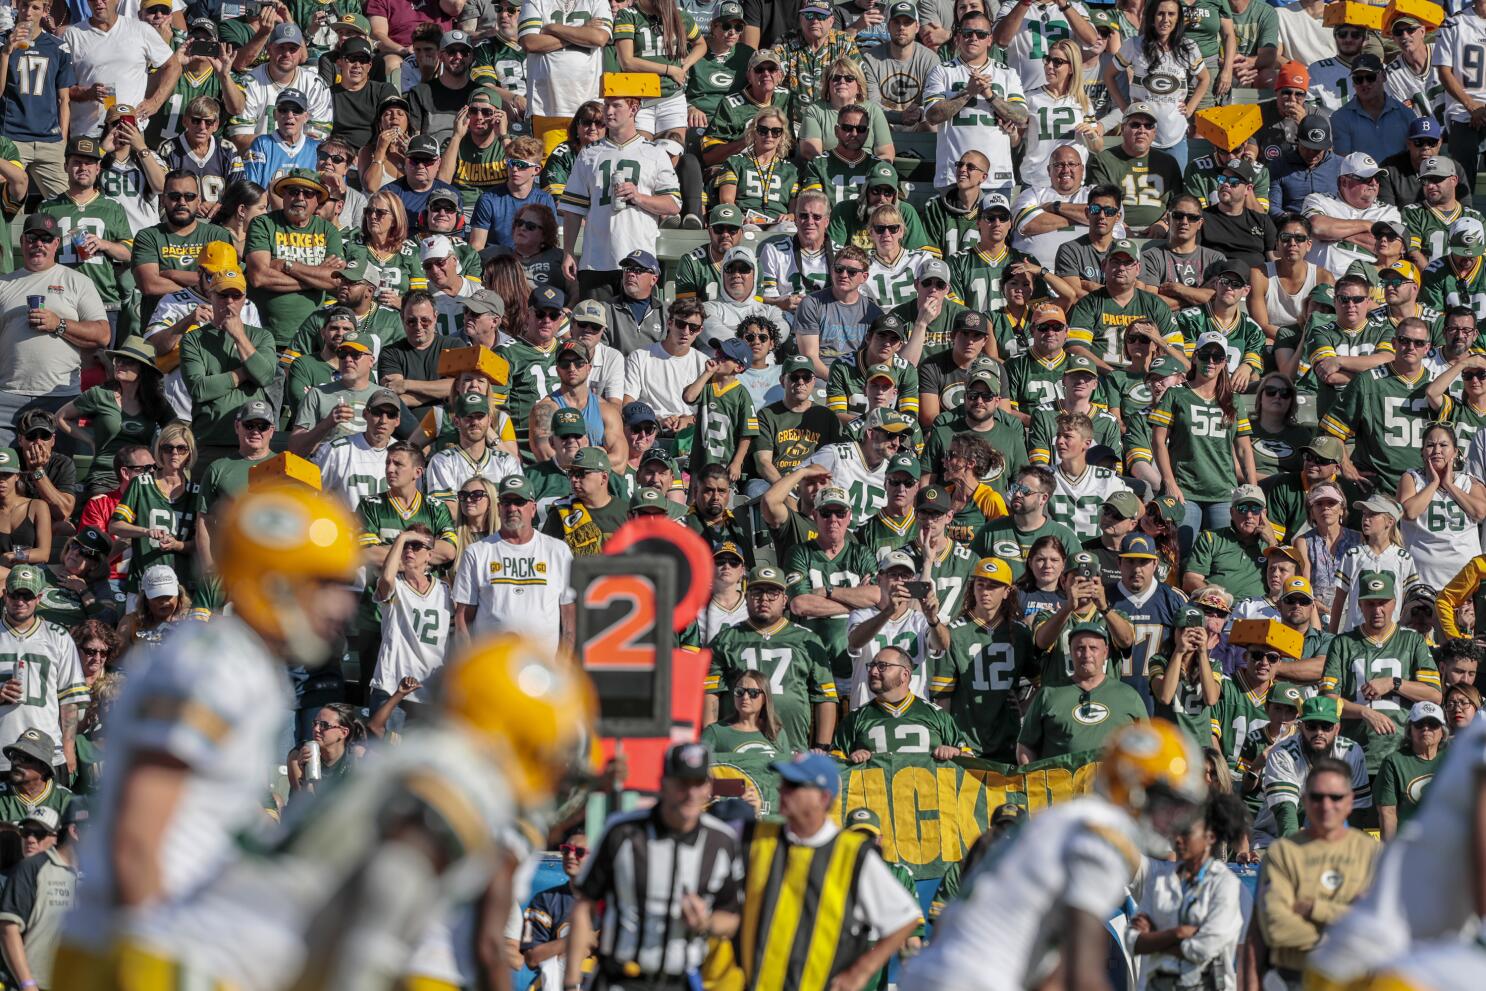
[1111,581,1189,708]
[470,185,558,251]
[158,135,245,209]
[2,34,74,143]
[384,177,463,226]
[242,132,320,189]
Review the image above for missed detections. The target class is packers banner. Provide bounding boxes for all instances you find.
[711,751,1103,880]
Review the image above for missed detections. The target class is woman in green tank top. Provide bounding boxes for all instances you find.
[700,669,783,757]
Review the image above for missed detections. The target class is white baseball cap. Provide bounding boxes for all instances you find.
[1340,151,1387,179]
[1408,700,1446,725]
[420,234,455,262]
[141,564,179,600]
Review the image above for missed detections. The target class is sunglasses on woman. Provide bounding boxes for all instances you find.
[734,686,765,699]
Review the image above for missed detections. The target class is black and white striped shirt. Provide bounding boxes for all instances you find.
[575,806,744,979]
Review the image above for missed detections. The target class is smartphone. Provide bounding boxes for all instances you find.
[118,115,137,129]
[905,580,933,598]
[188,39,223,58]
[711,778,746,798]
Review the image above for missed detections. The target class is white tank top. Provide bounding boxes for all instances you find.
[1264,261,1319,330]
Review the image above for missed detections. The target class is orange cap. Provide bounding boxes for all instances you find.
[1030,301,1067,326]
[1274,61,1309,91]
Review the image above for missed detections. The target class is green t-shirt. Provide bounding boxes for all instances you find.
[244,211,345,346]
[1374,746,1441,828]
[37,192,132,309]
[933,615,1035,762]
[1186,526,1268,600]
[612,6,701,98]
[1322,624,1438,772]
[686,44,753,119]
[450,133,508,213]
[1149,386,1252,502]
[1018,677,1148,758]
[753,401,841,475]
[343,233,424,295]
[111,474,202,591]
[972,516,1082,581]
[1179,0,1234,59]
[197,453,275,516]
[922,410,1029,480]
[540,495,630,556]
[69,386,172,483]
[705,618,837,752]
[129,220,235,323]
[833,695,967,757]
[784,539,878,678]
[1229,0,1278,55]
[1086,147,1185,230]
[699,721,782,757]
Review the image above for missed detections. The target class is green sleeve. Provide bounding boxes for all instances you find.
[831,707,856,754]
[1410,636,1439,683]
[241,328,279,387]
[1374,755,1400,808]
[783,545,812,595]
[1086,151,1114,188]
[1274,798,1301,837]
[808,643,837,703]
[1150,300,1178,339]
[903,205,935,255]
[1321,637,1344,695]
[826,200,851,249]
[430,500,459,545]
[179,332,238,404]
[1027,409,1053,464]
[1186,532,1217,579]
[72,386,108,418]
[705,635,728,694]
[799,104,826,143]
[245,214,273,256]
[825,358,852,406]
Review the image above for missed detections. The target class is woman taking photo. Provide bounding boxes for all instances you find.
[700,669,782,757]
[211,180,267,258]
[1376,702,1448,841]
[1127,793,1249,991]
[934,557,1029,763]
[717,107,801,227]
[358,93,413,192]
[1150,333,1257,553]
[347,191,421,306]
[1018,535,1068,620]
[107,424,198,601]
[1105,0,1209,169]
[797,58,895,161]
[0,449,50,579]
[1252,214,1331,351]
[1399,423,1486,591]
[541,101,606,199]
[1248,372,1314,481]
[613,0,706,144]
[288,702,367,794]
[1021,40,1101,190]
[1292,482,1358,618]
[56,336,175,495]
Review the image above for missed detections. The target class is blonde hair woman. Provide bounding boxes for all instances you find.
[717,107,801,226]
[1020,39,1102,189]
[797,58,895,161]
[349,190,420,308]
[108,423,198,604]
[861,202,932,309]
[454,476,502,551]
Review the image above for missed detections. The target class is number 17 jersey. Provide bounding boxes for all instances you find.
[559,134,680,272]
[705,618,837,752]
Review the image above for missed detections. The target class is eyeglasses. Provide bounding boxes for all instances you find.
[620,263,653,275]
[536,309,565,321]
[313,719,346,732]
[921,278,947,291]
[1216,276,1245,290]
[872,224,902,235]
[1395,336,1431,349]
[1216,174,1247,187]
[1306,791,1349,803]
[803,9,832,18]
[560,843,588,857]
[835,265,865,276]
[18,829,50,841]
[459,490,489,501]
[1087,203,1120,217]
[556,358,589,369]
[959,27,991,38]
[188,115,218,125]
[1279,232,1309,243]
[1302,451,1337,465]
[318,153,349,165]
[1336,294,1369,305]
[837,122,869,134]
[788,371,815,383]
[867,660,909,670]
[1171,211,1202,223]
[734,686,765,699]
[1124,119,1155,130]
[165,191,200,202]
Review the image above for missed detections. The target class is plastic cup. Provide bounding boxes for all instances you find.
[26,294,44,313]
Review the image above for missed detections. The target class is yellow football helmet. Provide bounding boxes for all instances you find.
[1096,720,1206,825]
[215,484,360,664]
[439,633,598,806]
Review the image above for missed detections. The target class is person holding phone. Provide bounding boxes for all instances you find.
[845,548,950,707]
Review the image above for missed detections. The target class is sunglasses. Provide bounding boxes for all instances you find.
[1045,56,1070,67]
[318,153,349,165]
[1216,174,1248,187]
[1395,337,1431,349]
[743,332,772,343]
[1352,73,1379,84]
[835,265,865,276]
[556,358,589,368]
[160,443,190,453]
[734,686,765,699]
[1247,649,1282,663]
[1124,119,1155,130]
[1336,294,1369,305]
[838,122,870,134]
[341,53,373,64]
[1281,595,1312,606]
[830,74,857,84]
[1302,450,1336,465]
[788,371,815,383]
[165,191,200,202]
[1334,27,1364,37]
[313,719,345,732]
[468,107,498,117]
[1464,370,1486,382]
[1306,791,1349,803]
[1262,386,1293,398]
[276,104,307,114]
[536,309,565,321]
[718,19,744,30]
[459,490,489,501]
[960,27,991,38]
[921,279,947,291]
[509,158,539,170]
[18,829,50,840]
[402,541,433,551]
[578,117,605,126]
[560,843,588,857]
[1087,203,1119,217]
[1279,232,1309,243]
[1171,211,1202,223]
[818,507,850,519]
[70,543,103,560]
[1199,605,1230,618]
[79,645,110,657]
[672,319,704,331]
[724,263,753,275]
[366,406,400,419]
[1411,138,1440,147]
[872,224,902,235]
[955,160,986,172]
[514,219,544,233]
[803,9,832,18]
[22,429,51,442]
[1216,276,1245,290]
[1034,321,1064,333]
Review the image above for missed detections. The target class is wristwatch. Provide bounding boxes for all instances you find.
[53,318,67,339]
[1392,676,1402,693]
[26,468,44,482]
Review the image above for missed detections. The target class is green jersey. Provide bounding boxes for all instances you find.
[698,380,759,468]
[1184,150,1271,210]
[921,410,1029,480]
[540,142,579,198]
[890,296,968,357]
[1421,254,1486,321]
[1374,746,1441,828]
[1320,366,1431,493]
[926,542,979,619]
[1179,0,1234,58]
[919,193,982,260]
[1173,305,1265,374]
[0,780,72,826]
[112,474,201,592]
[287,304,405,363]
[931,615,1035,761]
[826,351,921,418]
[130,220,235,323]
[699,722,782,758]
[1249,422,1315,481]
[1086,146,1185,230]
[1019,677,1148,757]
[1027,403,1122,466]
[1005,349,1071,413]
[702,90,793,156]
[972,515,1082,580]
[784,539,879,677]
[754,401,841,474]
[1403,202,1484,263]
[1209,673,1269,770]
[1032,606,1121,688]
[1322,624,1439,772]
[673,246,723,301]
[145,66,227,147]
[857,511,918,554]
[69,385,171,483]
[245,211,344,346]
[1304,319,1396,417]
[196,454,274,515]
[1067,288,1180,365]
[1150,660,1226,752]
[358,491,458,549]
[499,338,560,442]
[343,234,423,296]
[1186,526,1268,600]
[37,193,132,309]
[949,244,1027,315]
[1149,386,1253,503]
[0,137,22,272]
[1229,0,1278,55]
[705,618,837,752]
[833,695,968,758]
[799,150,879,209]
[827,199,936,255]
[613,7,701,98]
[1438,393,1486,451]
[686,44,753,119]
[720,152,800,221]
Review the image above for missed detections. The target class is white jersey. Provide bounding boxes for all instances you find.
[1385,53,1444,123]
[146,288,264,420]
[1306,56,1355,114]
[1399,468,1483,588]
[1331,542,1420,634]
[123,725,513,991]
[845,607,935,705]
[0,617,88,768]
[560,134,681,272]
[758,238,830,300]
[314,433,391,512]
[422,445,525,503]
[1431,10,1486,124]
[699,593,748,644]
[1254,733,1371,841]
[1302,194,1402,277]
[372,576,451,704]
[901,796,1144,991]
[229,64,335,140]
[1020,88,1091,191]
[452,531,575,658]
[1115,35,1204,149]
[1306,718,1486,984]
[862,249,929,309]
[924,56,1026,189]
[518,0,613,117]
[1011,185,1117,270]
[803,442,889,526]
[431,278,479,339]
[65,617,292,953]
[995,0,1091,91]
[1050,464,1131,541]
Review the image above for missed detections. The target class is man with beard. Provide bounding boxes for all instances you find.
[799,105,882,209]
[0,729,71,824]
[1403,156,1482,269]
[1422,217,1486,318]
[802,408,913,526]
[861,2,939,130]
[1383,117,1468,210]
[286,257,404,364]
[784,484,881,683]
[685,464,752,566]
[130,170,233,326]
[1066,239,1181,372]
[1200,159,1278,271]
[541,446,627,557]
[1262,441,1357,544]
[674,204,742,303]
[835,646,964,759]
[1256,695,1371,842]
[973,465,1079,581]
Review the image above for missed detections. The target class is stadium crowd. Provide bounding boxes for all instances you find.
[0,0,1481,985]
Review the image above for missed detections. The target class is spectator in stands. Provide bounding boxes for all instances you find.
[589,249,667,356]
[702,50,789,172]
[1330,55,1413,162]
[924,8,1022,197]
[467,136,553,254]
[1011,147,1097,272]
[862,2,941,131]
[359,94,413,193]
[62,0,174,139]
[379,292,455,417]
[328,38,396,155]
[243,88,321,195]
[519,827,591,991]
[1271,115,1343,216]
[1200,161,1278,271]
[230,23,333,148]
[55,338,171,498]
[702,249,789,348]
[1,0,74,201]
[132,171,235,329]
[0,449,50,578]
[675,203,743,303]
[157,99,245,220]
[1183,485,1272,600]
[1445,682,1481,729]
[798,59,894,164]
[0,214,110,448]
[541,446,626,556]
[1018,621,1145,761]
[1435,0,1486,193]
[1383,118,1465,211]
[1376,700,1446,841]
[1087,103,1180,235]
[178,268,275,470]
[623,298,710,432]
[244,169,346,351]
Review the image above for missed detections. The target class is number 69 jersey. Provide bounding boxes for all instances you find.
[120,724,516,991]
[924,56,1026,190]
[560,134,681,273]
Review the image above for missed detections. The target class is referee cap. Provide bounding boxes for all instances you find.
[663,741,711,781]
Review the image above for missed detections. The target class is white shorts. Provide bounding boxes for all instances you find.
[636,92,689,135]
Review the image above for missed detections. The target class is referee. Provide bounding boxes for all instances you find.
[565,742,743,991]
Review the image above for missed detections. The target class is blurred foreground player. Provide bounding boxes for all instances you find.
[899,720,1207,991]
[1302,715,1486,991]
[53,485,363,987]
[116,632,595,990]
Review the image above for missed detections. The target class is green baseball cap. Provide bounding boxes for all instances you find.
[1300,695,1343,725]
[0,449,18,475]
[868,160,899,189]
[1147,355,1183,378]
[845,807,882,834]
[569,447,610,473]
[1357,570,1397,601]
[338,256,380,286]
[781,354,815,377]
[5,565,45,596]
[866,362,899,385]
[1064,353,1099,378]
[1450,218,1486,258]
[748,564,788,590]
[630,486,671,513]
[1067,619,1109,641]
[498,475,534,501]
[1109,238,1141,262]
[886,453,921,480]
[455,392,490,416]
[1269,681,1304,710]
[551,408,586,437]
[708,203,743,227]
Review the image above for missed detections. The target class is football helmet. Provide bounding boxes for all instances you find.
[1097,720,1207,841]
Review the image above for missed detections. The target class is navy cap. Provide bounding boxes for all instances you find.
[276,87,309,110]
[715,337,753,366]
[621,249,661,274]
[1409,115,1443,140]
[623,400,659,427]
[531,285,567,310]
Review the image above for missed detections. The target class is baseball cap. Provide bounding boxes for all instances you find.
[1408,700,1446,725]
[1030,301,1067,327]
[1409,116,1443,141]
[570,300,607,329]
[1150,494,1184,525]
[1274,60,1309,90]
[551,408,586,437]
[1263,544,1303,566]
[622,401,658,428]
[1298,114,1333,151]
[748,564,788,590]
[405,135,442,160]
[1067,619,1109,642]
[336,256,380,287]
[954,310,988,336]
[1223,159,1261,185]
[799,0,834,13]
[991,803,1027,827]
[663,741,711,781]
[1147,355,1183,378]
[1309,283,1336,306]
[866,362,899,386]
[1357,570,1398,601]
[885,453,921,480]
[21,214,59,238]
[708,203,743,227]
[880,548,917,574]
[845,807,883,834]
[968,365,1000,392]
[870,313,910,341]
[1231,483,1266,510]
[140,564,180,600]
[1300,695,1343,725]
[268,21,304,46]
[1351,53,1384,75]
[781,354,814,377]
[747,49,781,70]
[1306,482,1344,506]
[638,447,674,471]
[1119,533,1159,560]
[1404,583,1437,605]
[364,388,400,414]
[337,36,373,57]
[275,87,309,111]
[454,392,491,417]
[72,524,111,558]
[66,135,103,161]
[1281,576,1315,600]
[3,728,54,773]
[713,540,745,563]
[557,338,592,362]
[887,0,917,19]
[1108,238,1140,262]
[862,408,913,433]
[1103,490,1143,520]
[621,249,661,274]
[440,29,473,50]
[715,337,753,366]
[969,556,1012,586]
[5,565,44,596]
[1069,550,1100,579]
[377,93,412,116]
[332,329,371,356]
[1451,218,1486,257]
[1303,434,1345,462]
[531,285,567,311]
[498,475,535,502]
[815,486,853,511]
[1124,101,1158,122]
[917,485,951,514]
[1270,682,1305,710]
[427,187,462,212]
[1062,353,1098,379]
[1193,330,1230,356]
[569,447,610,473]
[721,246,756,272]
[1418,155,1455,181]
[20,806,60,835]
[463,289,505,317]
[980,191,1012,215]
[919,257,952,284]
[1382,260,1422,286]
[868,160,898,190]
[237,399,275,424]
[0,449,18,477]
[771,752,839,798]
[207,269,248,294]
[420,235,456,262]
[1340,152,1387,179]
[629,486,671,514]
[1354,492,1403,518]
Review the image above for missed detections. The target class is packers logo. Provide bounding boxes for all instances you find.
[1406,773,1434,803]
[1142,72,1182,97]
[1072,700,1111,725]
[877,70,925,108]
[703,67,736,89]
[1252,439,1293,462]
[122,419,145,435]
[1365,578,1386,593]
[992,539,1020,559]
[1463,226,1485,246]
[1319,868,1344,893]
[1128,383,1153,405]
[943,382,967,410]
